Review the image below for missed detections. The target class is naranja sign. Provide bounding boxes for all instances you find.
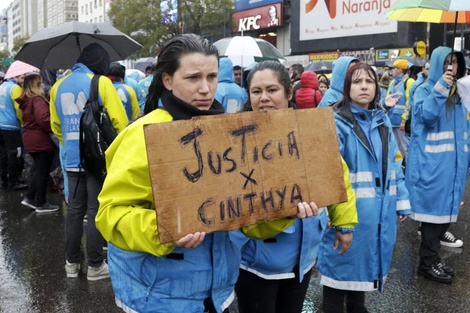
[144,108,347,244]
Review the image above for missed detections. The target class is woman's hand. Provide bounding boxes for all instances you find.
[297,202,319,219]
[174,232,206,248]
[384,93,400,108]
[334,231,353,255]
[442,70,454,87]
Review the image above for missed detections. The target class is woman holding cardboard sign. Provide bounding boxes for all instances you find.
[317,62,411,313]
[95,35,319,313]
[230,61,358,313]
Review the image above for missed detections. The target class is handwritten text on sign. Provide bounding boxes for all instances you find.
[144,108,346,243]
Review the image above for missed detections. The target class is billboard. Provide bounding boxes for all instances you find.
[161,0,178,24]
[299,0,397,41]
[235,0,283,12]
[232,3,283,32]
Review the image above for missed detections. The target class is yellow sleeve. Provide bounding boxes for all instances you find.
[99,76,129,133]
[96,110,175,257]
[240,218,295,240]
[11,85,23,126]
[49,84,63,143]
[402,78,415,123]
[327,157,358,228]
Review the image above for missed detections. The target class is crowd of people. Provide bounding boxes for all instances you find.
[0,32,469,312]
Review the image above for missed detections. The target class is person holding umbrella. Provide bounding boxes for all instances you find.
[406,46,468,284]
[49,43,128,281]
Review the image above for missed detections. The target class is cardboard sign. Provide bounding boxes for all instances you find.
[144,108,347,243]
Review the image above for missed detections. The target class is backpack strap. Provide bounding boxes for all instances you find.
[89,75,100,102]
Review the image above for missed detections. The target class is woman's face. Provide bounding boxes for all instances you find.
[349,69,376,109]
[249,69,291,111]
[443,53,458,77]
[162,53,218,110]
[319,82,328,94]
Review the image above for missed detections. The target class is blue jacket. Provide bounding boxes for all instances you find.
[0,79,23,130]
[230,211,329,281]
[215,58,247,113]
[409,72,425,109]
[112,81,140,121]
[139,74,154,110]
[406,46,468,223]
[49,63,128,171]
[317,57,358,108]
[318,100,411,292]
[125,76,146,110]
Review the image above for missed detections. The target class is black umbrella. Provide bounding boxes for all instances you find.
[304,61,333,74]
[15,21,142,69]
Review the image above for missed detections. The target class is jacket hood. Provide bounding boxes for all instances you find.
[300,71,319,89]
[76,43,110,75]
[218,58,235,83]
[330,56,359,93]
[428,46,465,86]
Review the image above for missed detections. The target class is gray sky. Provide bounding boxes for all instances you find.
[0,1,12,12]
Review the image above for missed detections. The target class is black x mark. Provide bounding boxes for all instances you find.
[241,169,257,189]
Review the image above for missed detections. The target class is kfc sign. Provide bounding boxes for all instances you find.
[233,3,283,32]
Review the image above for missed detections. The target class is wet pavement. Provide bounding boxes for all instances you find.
[1,183,470,312]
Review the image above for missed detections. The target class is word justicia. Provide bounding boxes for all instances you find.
[179,124,301,183]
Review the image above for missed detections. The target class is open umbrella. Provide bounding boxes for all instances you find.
[15,21,142,70]
[126,68,145,80]
[134,57,156,72]
[386,56,427,68]
[385,0,470,58]
[304,61,333,74]
[4,61,39,79]
[213,36,287,67]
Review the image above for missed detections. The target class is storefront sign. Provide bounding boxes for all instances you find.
[300,0,397,41]
[233,3,284,32]
[341,50,375,65]
[309,51,341,61]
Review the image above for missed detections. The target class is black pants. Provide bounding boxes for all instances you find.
[235,268,312,313]
[25,151,55,206]
[323,286,368,313]
[0,130,24,180]
[419,222,450,268]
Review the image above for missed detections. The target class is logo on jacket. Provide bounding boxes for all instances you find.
[305,0,337,19]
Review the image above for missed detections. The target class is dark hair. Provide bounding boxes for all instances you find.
[77,43,110,75]
[317,74,330,84]
[144,34,219,114]
[108,62,126,80]
[290,63,304,75]
[233,65,242,71]
[244,61,291,111]
[342,62,379,110]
